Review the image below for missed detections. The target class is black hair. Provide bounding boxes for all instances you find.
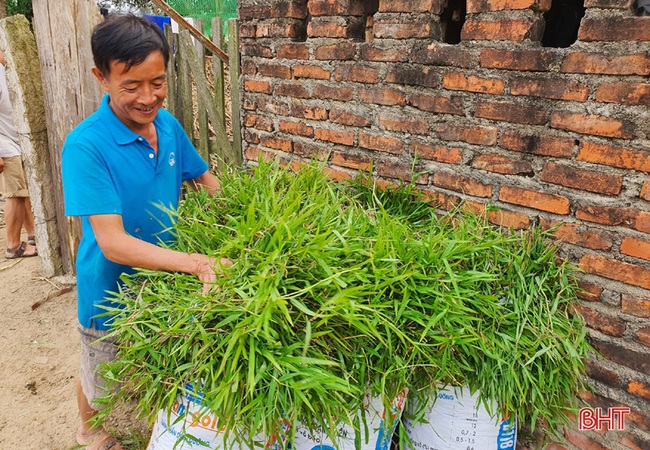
[91,13,170,76]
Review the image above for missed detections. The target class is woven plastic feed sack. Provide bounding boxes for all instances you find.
[146,382,229,450]
[292,391,406,450]
[403,386,517,450]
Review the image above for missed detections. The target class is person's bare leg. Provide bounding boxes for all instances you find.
[4,197,36,254]
[76,379,123,449]
[23,196,35,237]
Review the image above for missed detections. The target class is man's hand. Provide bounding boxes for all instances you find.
[190,254,234,295]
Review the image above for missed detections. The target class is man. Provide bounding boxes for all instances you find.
[0,50,37,259]
[62,14,230,450]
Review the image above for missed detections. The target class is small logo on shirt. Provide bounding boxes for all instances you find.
[169,152,176,167]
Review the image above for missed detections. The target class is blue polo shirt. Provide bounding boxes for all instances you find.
[62,94,209,330]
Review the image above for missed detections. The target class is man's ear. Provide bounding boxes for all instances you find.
[91,66,108,90]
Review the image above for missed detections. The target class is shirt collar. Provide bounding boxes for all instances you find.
[98,94,170,145]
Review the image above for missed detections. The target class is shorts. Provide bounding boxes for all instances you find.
[79,325,118,410]
[0,155,29,198]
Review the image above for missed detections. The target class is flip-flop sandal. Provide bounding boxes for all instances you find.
[27,235,36,246]
[77,428,122,450]
[5,241,38,259]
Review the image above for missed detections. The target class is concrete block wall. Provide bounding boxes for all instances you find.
[237,0,650,448]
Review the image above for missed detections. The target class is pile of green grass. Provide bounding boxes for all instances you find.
[99,160,590,448]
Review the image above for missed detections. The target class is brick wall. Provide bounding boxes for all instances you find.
[237,1,650,448]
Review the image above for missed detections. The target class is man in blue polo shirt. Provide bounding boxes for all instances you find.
[62,14,230,450]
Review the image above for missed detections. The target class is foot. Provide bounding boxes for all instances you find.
[5,241,37,259]
[27,235,36,247]
[76,427,123,450]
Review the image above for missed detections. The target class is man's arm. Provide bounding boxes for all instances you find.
[186,170,221,195]
[89,213,230,292]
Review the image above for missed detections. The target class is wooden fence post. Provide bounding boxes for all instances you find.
[32,0,103,276]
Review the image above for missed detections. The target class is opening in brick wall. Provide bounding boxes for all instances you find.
[541,0,586,48]
[441,0,466,44]
[364,0,379,41]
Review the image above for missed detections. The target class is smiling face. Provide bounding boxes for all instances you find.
[92,50,167,135]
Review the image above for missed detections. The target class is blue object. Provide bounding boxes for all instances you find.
[143,14,172,32]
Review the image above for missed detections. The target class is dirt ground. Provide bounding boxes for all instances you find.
[0,201,148,450]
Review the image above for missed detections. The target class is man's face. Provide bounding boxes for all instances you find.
[92,50,167,134]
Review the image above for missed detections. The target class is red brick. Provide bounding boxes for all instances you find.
[244,145,275,163]
[510,77,589,102]
[314,128,355,146]
[499,186,571,214]
[279,120,314,138]
[360,44,408,62]
[540,218,613,251]
[621,237,650,261]
[314,42,358,60]
[436,124,498,146]
[243,113,274,132]
[471,154,534,176]
[378,161,428,183]
[479,48,561,71]
[308,20,357,39]
[334,65,379,84]
[244,79,273,94]
[619,433,650,450]
[411,142,464,164]
[432,172,493,198]
[443,72,506,94]
[359,133,405,155]
[242,43,274,58]
[374,18,439,39]
[421,189,463,211]
[550,111,633,139]
[379,0,438,12]
[576,205,650,233]
[475,101,548,125]
[585,358,621,387]
[498,131,575,158]
[486,207,531,230]
[561,52,649,76]
[312,84,354,102]
[579,254,650,290]
[293,142,329,161]
[565,427,609,450]
[258,63,292,79]
[275,82,310,99]
[412,43,473,68]
[641,181,650,201]
[409,94,465,115]
[622,294,650,318]
[628,380,650,401]
[579,17,650,42]
[577,142,650,173]
[323,166,353,181]
[573,304,626,337]
[584,0,629,6]
[276,43,310,60]
[259,135,293,152]
[461,19,544,41]
[359,87,407,106]
[292,65,331,80]
[253,23,306,39]
[595,82,650,107]
[467,0,551,12]
[290,104,328,120]
[330,151,372,171]
[386,67,438,88]
[329,109,371,128]
[577,279,603,302]
[540,162,623,196]
[380,113,429,135]
[637,328,650,347]
[308,0,366,16]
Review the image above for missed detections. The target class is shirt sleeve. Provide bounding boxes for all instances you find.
[62,134,122,217]
[174,118,210,181]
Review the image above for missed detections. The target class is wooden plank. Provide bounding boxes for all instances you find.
[176,30,194,140]
[164,25,177,117]
[32,0,103,275]
[178,30,231,162]
[194,19,210,163]
[228,19,243,166]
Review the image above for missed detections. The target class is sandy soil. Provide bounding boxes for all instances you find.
[0,201,148,450]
